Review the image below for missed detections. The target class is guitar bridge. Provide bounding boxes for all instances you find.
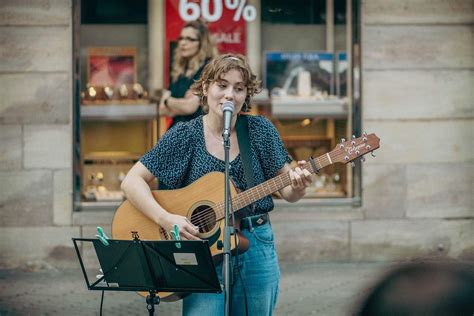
[131,231,140,240]
[160,227,170,240]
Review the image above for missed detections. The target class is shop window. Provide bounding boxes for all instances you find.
[73,0,155,211]
[255,0,362,203]
[73,0,362,211]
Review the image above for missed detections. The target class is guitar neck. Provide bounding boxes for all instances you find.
[215,153,335,220]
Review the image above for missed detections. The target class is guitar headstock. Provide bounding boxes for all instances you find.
[329,133,380,164]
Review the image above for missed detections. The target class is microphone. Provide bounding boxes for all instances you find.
[221,101,235,138]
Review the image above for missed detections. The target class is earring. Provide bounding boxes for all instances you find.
[243,100,249,111]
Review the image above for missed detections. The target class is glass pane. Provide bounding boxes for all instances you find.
[258,0,352,199]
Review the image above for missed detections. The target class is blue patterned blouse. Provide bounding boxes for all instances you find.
[140,115,292,215]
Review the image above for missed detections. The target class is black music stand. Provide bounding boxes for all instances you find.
[72,238,221,315]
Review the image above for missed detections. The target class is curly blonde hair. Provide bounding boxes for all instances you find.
[171,20,218,82]
[191,54,261,113]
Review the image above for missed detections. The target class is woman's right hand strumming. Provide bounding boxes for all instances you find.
[160,213,201,241]
[121,162,200,241]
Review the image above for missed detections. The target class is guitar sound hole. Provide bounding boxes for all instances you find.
[190,205,217,234]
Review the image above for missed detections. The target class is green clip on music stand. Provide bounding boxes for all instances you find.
[72,238,221,315]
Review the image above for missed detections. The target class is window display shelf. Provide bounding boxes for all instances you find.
[81,103,157,121]
[271,98,347,118]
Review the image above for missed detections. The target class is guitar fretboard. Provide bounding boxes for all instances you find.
[214,153,334,220]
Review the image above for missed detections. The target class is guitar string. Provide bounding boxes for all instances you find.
[185,149,367,229]
[188,161,312,226]
[189,184,283,229]
[188,155,331,228]
[187,160,321,228]
[187,149,341,226]
[187,153,337,228]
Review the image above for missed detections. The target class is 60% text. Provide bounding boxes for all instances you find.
[179,0,257,22]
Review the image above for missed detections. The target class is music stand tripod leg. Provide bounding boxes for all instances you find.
[146,290,160,316]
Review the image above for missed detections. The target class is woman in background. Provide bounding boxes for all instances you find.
[160,19,218,128]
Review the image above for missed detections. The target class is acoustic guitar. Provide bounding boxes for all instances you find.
[111,133,380,301]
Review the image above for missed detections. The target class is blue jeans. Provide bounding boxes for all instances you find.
[182,222,280,316]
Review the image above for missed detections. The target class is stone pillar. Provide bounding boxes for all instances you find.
[0,0,77,269]
[355,0,474,260]
[246,0,261,76]
[148,0,165,91]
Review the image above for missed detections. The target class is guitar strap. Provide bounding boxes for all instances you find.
[235,114,255,217]
[236,115,256,216]
[235,114,253,315]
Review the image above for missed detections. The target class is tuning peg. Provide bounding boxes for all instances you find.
[351,135,356,145]
[356,150,360,155]
[366,145,371,150]
[340,138,346,148]
[363,131,368,142]
[361,156,366,162]
[371,151,376,158]
[344,155,349,161]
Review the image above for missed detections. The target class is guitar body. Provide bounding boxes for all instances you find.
[111,171,249,302]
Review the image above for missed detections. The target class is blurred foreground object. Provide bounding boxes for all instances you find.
[354,259,474,316]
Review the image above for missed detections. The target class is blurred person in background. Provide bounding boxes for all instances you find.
[353,259,474,316]
[159,19,218,128]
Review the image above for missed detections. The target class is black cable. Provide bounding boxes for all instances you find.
[100,290,104,316]
[236,258,249,316]
[230,199,250,316]
[233,230,249,316]
[228,184,249,316]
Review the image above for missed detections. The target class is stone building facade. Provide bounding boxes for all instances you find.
[0,0,472,269]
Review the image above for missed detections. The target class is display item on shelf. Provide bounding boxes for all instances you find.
[104,86,114,99]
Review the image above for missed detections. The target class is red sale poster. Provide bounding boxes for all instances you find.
[165,0,247,86]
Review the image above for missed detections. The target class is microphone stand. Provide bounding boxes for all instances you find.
[222,127,232,316]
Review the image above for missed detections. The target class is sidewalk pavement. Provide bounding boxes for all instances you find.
[0,262,390,316]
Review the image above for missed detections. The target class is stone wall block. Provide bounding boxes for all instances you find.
[0,170,53,226]
[364,0,474,24]
[362,164,406,218]
[73,210,115,226]
[0,226,80,269]
[0,125,22,170]
[0,0,71,26]
[0,73,71,124]
[24,124,72,169]
[53,169,72,225]
[364,70,474,120]
[351,219,474,261]
[273,221,349,262]
[363,25,473,69]
[406,163,474,218]
[361,121,474,164]
[272,205,364,221]
[0,26,71,72]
